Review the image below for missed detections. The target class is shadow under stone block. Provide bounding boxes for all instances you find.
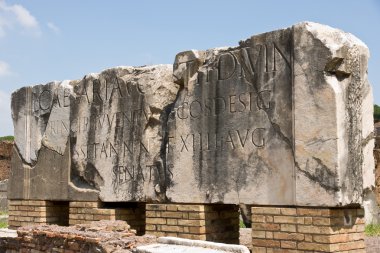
[69,201,146,235]
[146,203,240,244]
[8,200,70,229]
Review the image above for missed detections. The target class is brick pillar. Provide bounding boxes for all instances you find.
[69,201,146,235]
[8,200,69,228]
[251,206,365,252]
[145,203,239,244]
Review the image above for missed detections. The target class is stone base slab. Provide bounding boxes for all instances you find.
[136,236,250,253]
[146,204,239,244]
[251,206,365,252]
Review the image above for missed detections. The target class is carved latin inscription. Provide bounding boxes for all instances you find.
[63,65,177,201]
[167,28,295,204]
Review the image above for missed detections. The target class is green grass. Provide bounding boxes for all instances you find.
[0,136,14,141]
[365,224,380,236]
[239,219,246,228]
[0,221,7,228]
[0,210,8,228]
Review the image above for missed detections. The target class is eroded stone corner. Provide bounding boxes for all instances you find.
[293,21,374,207]
[10,80,75,200]
[11,81,75,164]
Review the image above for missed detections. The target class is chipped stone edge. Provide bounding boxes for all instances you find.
[292,21,374,207]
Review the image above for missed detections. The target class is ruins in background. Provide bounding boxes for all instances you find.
[0,140,11,212]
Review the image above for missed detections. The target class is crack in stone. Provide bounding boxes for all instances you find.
[13,143,34,168]
[156,101,177,201]
[306,137,338,147]
[40,136,69,157]
[234,48,293,151]
[296,158,339,193]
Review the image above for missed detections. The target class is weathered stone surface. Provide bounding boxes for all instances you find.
[136,237,250,253]
[70,65,178,201]
[10,81,75,200]
[166,22,374,206]
[9,22,374,208]
[10,65,178,202]
[8,126,75,200]
[0,179,7,211]
[293,22,374,207]
[167,28,294,204]
[11,81,73,164]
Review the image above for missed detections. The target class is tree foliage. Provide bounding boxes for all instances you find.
[0,136,14,141]
[375,105,380,122]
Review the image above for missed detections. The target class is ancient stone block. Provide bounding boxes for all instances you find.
[9,22,374,209]
[166,22,374,206]
[69,65,178,201]
[293,22,374,207]
[10,65,179,202]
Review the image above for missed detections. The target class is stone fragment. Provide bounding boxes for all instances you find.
[10,81,75,200]
[136,237,250,253]
[11,81,73,164]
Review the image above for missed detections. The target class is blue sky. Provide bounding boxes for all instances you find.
[0,0,379,136]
